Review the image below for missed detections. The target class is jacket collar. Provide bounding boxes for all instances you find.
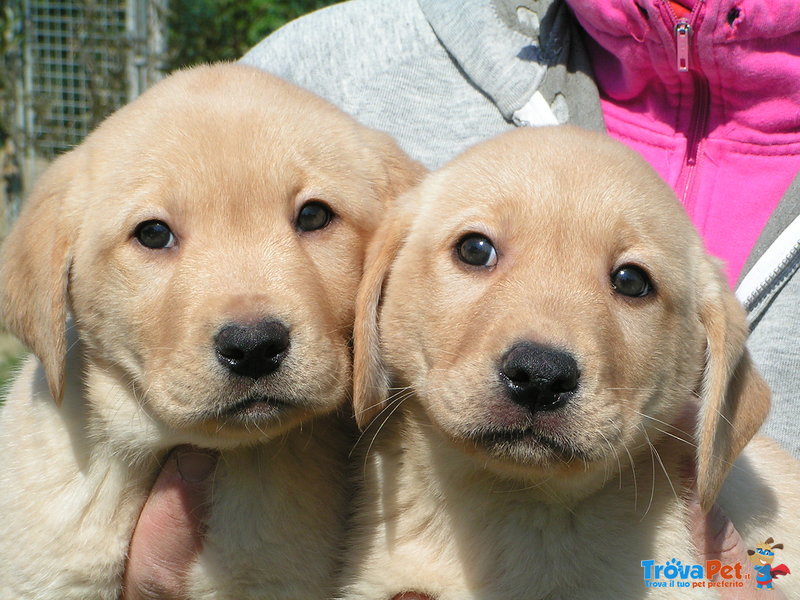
[418,0,569,120]
[738,176,800,324]
[418,0,604,130]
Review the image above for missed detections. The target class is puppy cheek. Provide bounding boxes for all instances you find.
[305,240,363,330]
[380,300,426,387]
[70,273,131,366]
[617,315,704,445]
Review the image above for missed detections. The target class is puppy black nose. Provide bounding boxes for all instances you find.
[214,320,290,379]
[499,342,579,411]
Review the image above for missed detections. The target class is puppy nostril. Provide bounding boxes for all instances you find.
[552,372,579,394]
[504,365,531,386]
[253,338,289,361]
[217,346,246,361]
[214,320,290,379]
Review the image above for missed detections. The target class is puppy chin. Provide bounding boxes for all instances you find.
[133,381,339,450]
[464,436,617,502]
[461,427,598,470]
[435,394,613,485]
[189,392,342,447]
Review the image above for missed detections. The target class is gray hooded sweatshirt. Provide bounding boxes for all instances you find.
[242,0,800,456]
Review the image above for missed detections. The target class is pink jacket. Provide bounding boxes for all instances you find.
[567,0,800,286]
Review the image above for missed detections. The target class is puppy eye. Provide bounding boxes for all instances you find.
[296,201,333,232]
[611,264,653,297]
[134,220,176,249]
[456,234,498,268]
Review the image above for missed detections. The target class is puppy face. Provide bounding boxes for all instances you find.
[355,127,768,506]
[1,64,421,447]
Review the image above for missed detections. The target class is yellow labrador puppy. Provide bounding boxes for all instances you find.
[0,63,422,599]
[345,127,800,599]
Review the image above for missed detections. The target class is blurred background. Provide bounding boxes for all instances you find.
[0,0,335,392]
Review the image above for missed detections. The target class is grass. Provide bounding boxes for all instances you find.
[0,332,27,404]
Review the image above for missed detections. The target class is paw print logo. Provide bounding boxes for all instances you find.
[662,558,683,579]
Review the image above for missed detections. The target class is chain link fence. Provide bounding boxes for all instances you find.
[2,0,167,231]
[1,0,337,233]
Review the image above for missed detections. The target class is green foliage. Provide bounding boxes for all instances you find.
[0,2,23,140]
[0,333,25,404]
[166,0,335,70]
[1,2,24,224]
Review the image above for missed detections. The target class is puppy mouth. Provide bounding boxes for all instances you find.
[216,395,291,423]
[467,426,590,462]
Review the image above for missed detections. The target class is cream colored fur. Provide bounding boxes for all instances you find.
[0,63,422,599]
[344,127,800,599]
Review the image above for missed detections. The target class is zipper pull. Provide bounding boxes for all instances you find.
[675,21,691,72]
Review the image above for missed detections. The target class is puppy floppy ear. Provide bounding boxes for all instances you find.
[359,128,426,206]
[696,259,770,512]
[352,190,420,430]
[0,151,80,403]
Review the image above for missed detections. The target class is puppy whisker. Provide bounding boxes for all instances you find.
[639,424,658,520]
[360,394,409,471]
[606,384,702,401]
[637,424,678,520]
[633,411,693,436]
[352,390,413,458]
[356,388,413,417]
[597,429,623,490]
[649,426,698,450]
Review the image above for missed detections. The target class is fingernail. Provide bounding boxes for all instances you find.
[175,448,217,483]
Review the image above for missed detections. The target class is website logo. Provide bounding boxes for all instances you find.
[641,558,748,590]
[747,538,791,591]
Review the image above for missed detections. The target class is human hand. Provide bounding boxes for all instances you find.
[122,445,218,600]
[687,491,787,599]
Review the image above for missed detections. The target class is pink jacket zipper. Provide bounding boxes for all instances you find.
[675,21,691,71]
[661,4,710,209]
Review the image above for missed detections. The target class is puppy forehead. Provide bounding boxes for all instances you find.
[76,66,377,221]
[414,127,695,250]
[93,64,365,153]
